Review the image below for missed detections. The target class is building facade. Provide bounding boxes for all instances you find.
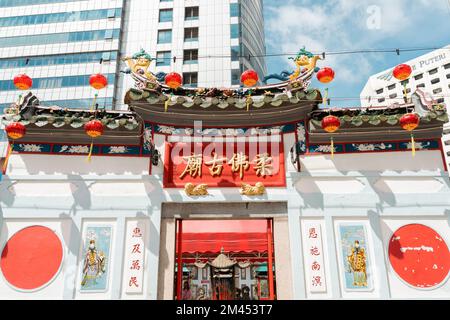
[0,0,266,158]
[0,50,449,300]
[0,0,266,111]
[360,46,450,168]
[116,0,267,108]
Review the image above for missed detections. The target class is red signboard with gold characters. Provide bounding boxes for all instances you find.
[163,140,285,188]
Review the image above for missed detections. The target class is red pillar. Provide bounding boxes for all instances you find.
[176,219,183,300]
[267,219,275,300]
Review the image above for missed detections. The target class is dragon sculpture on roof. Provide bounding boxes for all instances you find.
[263,47,322,83]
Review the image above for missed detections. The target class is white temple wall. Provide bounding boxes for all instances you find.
[1,149,449,299]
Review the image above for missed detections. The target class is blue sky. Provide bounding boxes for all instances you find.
[263,0,450,107]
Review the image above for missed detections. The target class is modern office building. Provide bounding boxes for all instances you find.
[360,45,450,168]
[116,0,267,109]
[0,0,267,156]
[0,0,123,112]
[0,0,266,111]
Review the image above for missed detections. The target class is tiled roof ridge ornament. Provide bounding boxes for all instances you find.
[123,47,319,100]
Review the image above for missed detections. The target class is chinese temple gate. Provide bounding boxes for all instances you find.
[0,48,449,300]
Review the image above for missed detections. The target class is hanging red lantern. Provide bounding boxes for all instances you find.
[316,67,335,84]
[5,122,26,140]
[393,64,412,81]
[89,73,108,90]
[400,113,420,157]
[165,72,183,89]
[321,115,341,133]
[321,115,341,158]
[13,74,33,90]
[84,119,104,162]
[241,70,259,87]
[400,113,419,131]
[84,119,104,138]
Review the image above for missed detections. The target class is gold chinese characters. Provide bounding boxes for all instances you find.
[179,153,274,179]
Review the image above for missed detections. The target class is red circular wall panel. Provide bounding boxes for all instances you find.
[389,224,450,289]
[1,226,63,291]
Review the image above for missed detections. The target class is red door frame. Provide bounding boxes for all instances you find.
[176,219,183,300]
[175,218,276,300]
[267,219,275,300]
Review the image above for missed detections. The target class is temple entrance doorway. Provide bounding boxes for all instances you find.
[173,219,276,300]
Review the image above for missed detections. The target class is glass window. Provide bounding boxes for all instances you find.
[183,72,198,87]
[231,69,240,85]
[102,52,111,61]
[375,88,383,94]
[430,78,440,84]
[159,9,173,22]
[231,46,240,61]
[156,51,171,66]
[389,93,397,99]
[433,88,442,94]
[0,0,75,8]
[158,30,172,44]
[0,73,114,91]
[414,73,423,80]
[183,49,198,64]
[416,83,425,88]
[444,63,450,69]
[185,7,199,20]
[230,3,240,17]
[184,27,198,42]
[0,8,122,27]
[429,68,438,75]
[0,29,120,48]
[378,98,385,103]
[387,84,396,90]
[104,29,113,39]
[107,8,116,18]
[230,24,239,38]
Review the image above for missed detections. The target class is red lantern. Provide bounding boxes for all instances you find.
[321,115,341,133]
[400,113,419,131]
[165,72,183,89]
[393,64,412,81]
[84,119,104,138]
[317,67,335,84]
[89,73,108,90]
[5,122,26,140]
[400,113,420,157]
[321,115,340,158]
[13,74,33,90]
[241,70,259,87]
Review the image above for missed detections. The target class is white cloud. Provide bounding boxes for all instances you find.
[265,0,449,85]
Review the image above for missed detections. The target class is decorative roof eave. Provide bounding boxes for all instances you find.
[308,91,448,144]
[124,62,323,126]
[126,89,321,127]
[1,93,143,145]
